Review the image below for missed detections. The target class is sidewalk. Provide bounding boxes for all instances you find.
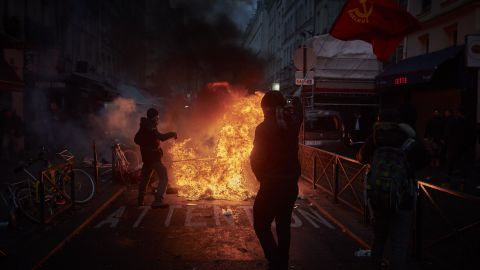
[0,179,124,269]
[298,179,428,270]
[298,180,373,249]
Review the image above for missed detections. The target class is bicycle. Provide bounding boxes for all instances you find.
[82,143,140,182]
[13,155,74,223]
[111,143,142,188]
[13,150,95,223]
[54,149,96,204]
[0,181,24,229]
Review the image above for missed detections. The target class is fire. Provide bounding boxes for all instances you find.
[168,90,264,201]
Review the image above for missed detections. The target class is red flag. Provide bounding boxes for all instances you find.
[329,0,421,62]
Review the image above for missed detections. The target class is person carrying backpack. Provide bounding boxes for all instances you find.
[134,108,177,208]
[357,108,428,270]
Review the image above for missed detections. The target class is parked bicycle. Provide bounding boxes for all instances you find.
[12,149,95,223]
[111,143,142,188]
[0,181,23,229]
[55,149,96,204]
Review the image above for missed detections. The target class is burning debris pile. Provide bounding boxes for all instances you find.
[166,86,264,201]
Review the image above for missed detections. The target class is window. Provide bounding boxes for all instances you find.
[421,0,431,13]
[444,24,458,46]
[418,34,430,54]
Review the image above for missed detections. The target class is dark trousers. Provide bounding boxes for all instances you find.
[253,183,298,270]
[138,161,168,201]
[371,209,412,270]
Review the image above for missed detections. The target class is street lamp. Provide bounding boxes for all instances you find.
[272,82,280,91]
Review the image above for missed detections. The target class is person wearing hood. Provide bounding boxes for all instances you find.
[250,91,303,270]
[134,108,177,208]
[357,108,428,270]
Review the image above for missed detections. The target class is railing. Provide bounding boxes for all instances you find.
[415,181,480,268]
[299,144,369,218]
[299,144,480,268]
[39,162,75,226]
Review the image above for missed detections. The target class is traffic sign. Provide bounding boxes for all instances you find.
[293,47,316,71]
[295,71,314,85]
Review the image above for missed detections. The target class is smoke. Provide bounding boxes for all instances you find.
[170,0,257,31]
[27,89,152,162]
[149,0,265,95]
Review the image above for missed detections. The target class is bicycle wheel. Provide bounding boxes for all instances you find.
[62,169,96,204]
[15,187,41,223]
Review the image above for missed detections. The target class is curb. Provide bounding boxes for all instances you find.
[306,197,371,250]
[32,186,126,269]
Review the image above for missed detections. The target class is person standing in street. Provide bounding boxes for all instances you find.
[250,91,303,270]
[357,108,428,270]
[424,109,444,167]
[134,108,177,208]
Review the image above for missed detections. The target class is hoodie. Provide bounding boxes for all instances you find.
[134,117,176,165]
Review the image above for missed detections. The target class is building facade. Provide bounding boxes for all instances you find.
[243,0,344,94]
[0,0,150,152]
[405,0,479,57]
[377,0,480,157]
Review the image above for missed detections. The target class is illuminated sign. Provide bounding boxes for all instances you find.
[394,77,408,85]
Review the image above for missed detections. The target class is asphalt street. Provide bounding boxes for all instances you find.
[41,190,371,270]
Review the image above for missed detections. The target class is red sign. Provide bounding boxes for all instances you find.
[394,77,408,85]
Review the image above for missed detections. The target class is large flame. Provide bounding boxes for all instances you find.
[168,90,264,201]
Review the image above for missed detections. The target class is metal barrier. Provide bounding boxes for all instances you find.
[39,162,75,226]
[299,144,368,216]
[415,181,480,268]
[300,144,480,267]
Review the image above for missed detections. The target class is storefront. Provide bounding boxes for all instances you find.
[376,45,475,136]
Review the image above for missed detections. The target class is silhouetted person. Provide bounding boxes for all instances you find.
[250,91,303,270]
[444,109,468,184]
[399,93,417,129]
[424,109,444,167]
[357,108,428,270]
[134,108,177,208]
[0,110,20,162]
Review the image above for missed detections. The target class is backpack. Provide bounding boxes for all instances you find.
[366,124,415,213]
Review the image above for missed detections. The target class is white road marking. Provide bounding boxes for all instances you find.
[185,206,207,227]
[133,206,151,228]
[94,206,126,228]
[290,212,303,228]
[164,204,182,227]
[297,208,335,229]
[95,204,335,230]
[238,206,254,226]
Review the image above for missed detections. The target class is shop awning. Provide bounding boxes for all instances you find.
[376,45,464,89]
[70,72,119,101]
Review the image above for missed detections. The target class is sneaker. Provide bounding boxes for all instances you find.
[151,200,169,209]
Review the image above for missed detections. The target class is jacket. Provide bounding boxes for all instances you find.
[250,99,303,187]
[134,117,176,165]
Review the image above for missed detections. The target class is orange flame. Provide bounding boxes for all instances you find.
[168,90,264,200]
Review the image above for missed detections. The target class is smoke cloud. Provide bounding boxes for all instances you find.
[149,0,265,95]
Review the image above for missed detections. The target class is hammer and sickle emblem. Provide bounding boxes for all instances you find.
[350,0,373,23]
